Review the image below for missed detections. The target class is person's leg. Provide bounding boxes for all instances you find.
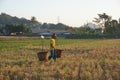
[53,50,56,61]
[48,50,53,60]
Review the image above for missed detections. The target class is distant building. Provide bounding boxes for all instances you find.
[31,28,72,36]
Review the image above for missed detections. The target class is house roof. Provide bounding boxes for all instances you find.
[32,28,70,34]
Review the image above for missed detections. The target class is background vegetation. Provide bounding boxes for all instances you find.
[0,13,120,38]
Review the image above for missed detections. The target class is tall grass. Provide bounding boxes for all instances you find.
[0,36,120,80]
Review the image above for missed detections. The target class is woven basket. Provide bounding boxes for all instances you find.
[56,49,63,58]
[37,52,49,61]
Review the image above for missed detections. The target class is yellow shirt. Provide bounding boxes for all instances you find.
[50,38,56,50]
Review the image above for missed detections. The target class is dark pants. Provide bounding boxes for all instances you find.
[48,50,56,61]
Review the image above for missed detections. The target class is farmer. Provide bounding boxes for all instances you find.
[48,33,57,61]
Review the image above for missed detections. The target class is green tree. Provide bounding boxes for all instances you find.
[4,24,31,35]
[41,23,48,29]
[93,13,111,34]
[104,19,120,35]
[0,25,3,33]
[75,27,95,34]
[118,18,120,25]
[30,16,38,24]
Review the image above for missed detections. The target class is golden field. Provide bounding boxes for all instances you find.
[0,36,120,80]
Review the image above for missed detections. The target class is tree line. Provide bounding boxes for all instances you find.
[74,13,120,37]
[0,13,73,35]
[93,13,120,35]
[0,13,120,37]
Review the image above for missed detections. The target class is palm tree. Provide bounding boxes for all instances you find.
[31,16,38,24]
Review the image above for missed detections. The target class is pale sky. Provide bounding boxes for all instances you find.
[0,0,120,27]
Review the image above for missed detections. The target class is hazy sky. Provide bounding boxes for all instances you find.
[0,0,120,27]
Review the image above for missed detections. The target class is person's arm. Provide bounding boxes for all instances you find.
[51,44,55,49]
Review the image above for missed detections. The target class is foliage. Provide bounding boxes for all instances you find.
[40,23,71,30]
[0,13,31,26]
[93,13,120,35]
[0,13,75,35]
[93,13,112,33]
[30,16,39,24]
[75,26,95,34]
[104,19,120,35]
[0,12,120,37]
[3,24,31,35]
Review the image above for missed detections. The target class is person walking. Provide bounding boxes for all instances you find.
[48,33,57,62]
